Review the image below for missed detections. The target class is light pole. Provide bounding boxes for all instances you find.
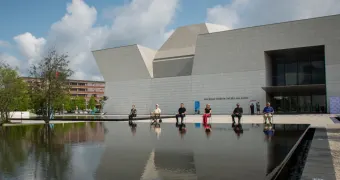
[62,104,64,115]
[86,101,88,113]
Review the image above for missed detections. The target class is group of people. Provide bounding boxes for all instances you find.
[231,102,275,124]
[127,101,275,126]
[250,102,261,115]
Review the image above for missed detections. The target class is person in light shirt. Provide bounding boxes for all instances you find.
[151,104,162,122]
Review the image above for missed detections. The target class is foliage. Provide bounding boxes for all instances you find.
[88,96,96,110]
[51,93,74,113]
[28,48,73,123]
[62,95,72,112]
[74,96,86,110]
[0,62,30,123]
[99,96,108,113]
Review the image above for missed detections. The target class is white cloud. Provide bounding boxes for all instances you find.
[207,0,340,29]
[12,0,179,80]
[13,32,46,65]
[0,40,11,48]
[0,53,22,71]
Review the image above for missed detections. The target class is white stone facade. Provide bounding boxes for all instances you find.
[93,16,340,114]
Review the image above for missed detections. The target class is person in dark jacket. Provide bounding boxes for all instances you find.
[250,103,255,115]
[128,105,137,125]
[231,103,243,123]
[176,103,186,125]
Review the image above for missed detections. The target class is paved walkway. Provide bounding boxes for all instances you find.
[6,114,338,127]
[137,114,338,128]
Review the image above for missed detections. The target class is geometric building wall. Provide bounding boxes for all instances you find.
[153,23,229,78]
[93,15,340,114]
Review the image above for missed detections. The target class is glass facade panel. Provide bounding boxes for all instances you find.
[285,57,297,85]
[311,61,325,84]
[298,96,311,112]
[270,46,325,86]
[273,96,284,113]
[290,96,298,112]
[298,56,312,84]
[272,58,285,86]
[267,46,326,113]
[312,95,326,113]
[270,94,326,113]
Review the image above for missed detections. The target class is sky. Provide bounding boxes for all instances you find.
[0,0,339,81]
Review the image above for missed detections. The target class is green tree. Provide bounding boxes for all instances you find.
[62,95,72,112]
[70,98,77,111]
[99,96,108,113]
[88,96,96,110]
[0,62,30,123]
[53,93,72,113]
[75,96,86,110]
[29,49,73,123]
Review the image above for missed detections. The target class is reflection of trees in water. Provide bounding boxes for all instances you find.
[0,122,103,180]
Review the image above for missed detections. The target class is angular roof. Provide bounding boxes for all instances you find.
[92,45,156,82]
[92,23,228,81]
[154,23,229,60]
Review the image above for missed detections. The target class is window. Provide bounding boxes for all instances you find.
[285,59,297,85]
[312,95,326,113]
[268,46,325,86]
[272,57,285,86]
[298,55,312,85]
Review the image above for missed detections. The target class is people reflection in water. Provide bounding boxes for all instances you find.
[263,124,275,142]
[178,123,186,132]
[154,124,161,140]
[130,125,137,136]
[232,122,244,138]
[178,123,187,138]
[252,123,260,128]
[205,130,211,138]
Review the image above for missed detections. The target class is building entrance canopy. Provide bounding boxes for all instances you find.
[262,84,326,95]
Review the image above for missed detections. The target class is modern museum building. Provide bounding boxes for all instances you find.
[93,15,340,115]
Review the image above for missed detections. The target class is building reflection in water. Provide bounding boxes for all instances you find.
[265,124,309,176]
[141,149,197,180]
[1,122,310,180]
[0,122,105,180]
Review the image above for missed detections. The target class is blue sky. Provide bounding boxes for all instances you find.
[0,0,339,80]
[0,0,227,45]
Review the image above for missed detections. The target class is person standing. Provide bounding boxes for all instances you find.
[231,103,243,123]
[176,103,186,125]
[256,102,261,115]
[250,103,255,115]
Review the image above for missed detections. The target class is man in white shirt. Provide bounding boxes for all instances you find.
[151,104,162,122]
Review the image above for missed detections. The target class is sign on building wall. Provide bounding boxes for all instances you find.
[203,97,249,101]
[330,97,340,114]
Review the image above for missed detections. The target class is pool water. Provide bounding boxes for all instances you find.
[0,122,309,180]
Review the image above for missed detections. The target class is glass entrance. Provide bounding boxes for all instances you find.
[270,94,326,113]
[298,96,311,113]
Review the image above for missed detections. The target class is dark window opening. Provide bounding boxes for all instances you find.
[266,45,325,86]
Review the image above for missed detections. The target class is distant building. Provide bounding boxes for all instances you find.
[22,77,105,107]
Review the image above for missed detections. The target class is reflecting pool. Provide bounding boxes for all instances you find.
[0,122,309,180]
